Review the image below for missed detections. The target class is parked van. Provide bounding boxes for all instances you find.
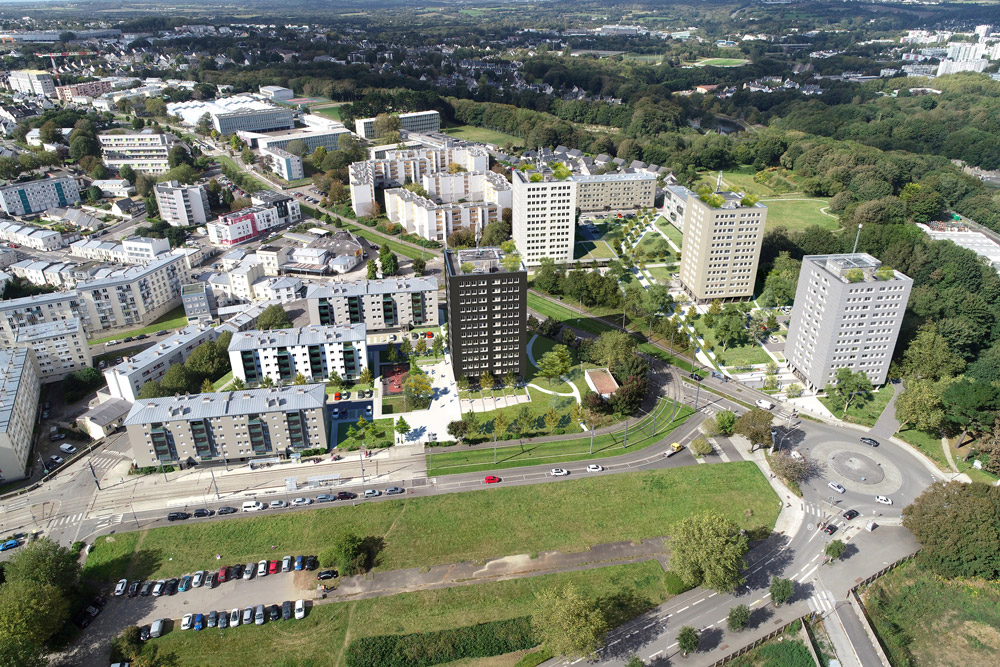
[242,501,264,512]
[150,619,165,638]
[755,399,775,410]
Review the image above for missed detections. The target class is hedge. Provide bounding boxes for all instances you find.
[344,617,536,667]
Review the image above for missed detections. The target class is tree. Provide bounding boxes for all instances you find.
[714,410,737,436]
[715,309,747,351]
[537,345,572,385]
[0,635,46,667]
[403,367,434,410]
[903,481,1000,579]
[769,451,814,484]
[185,340,228,381]
[0,580,69,645]
[118,163,135,184]
[195,112,213,135]
[941,378,1000,447]
[327,370,343,389]
[112,626,144,662]
[200,378,214,393]
[480,372,495,392]
[386,343,398,363]
[380,251,399,276]
[412,257,426,275]
[824,539,846,562]
[3,537,80,589]
[324,532,368,575]
[769,576,794,606]
[464,412,480,439]
[258,304,292,330]
[625,656,645,667]
[533,257,562,294]
[138,380,168,399]
[447,420,468,443]
[900,324,965,381]
[493,412,510,440]
[825,367,872,418]
[293,373,308,385]
[399,338,412,360]
[394,417,411,445]
[734,409,774,451]
[372,113,401,138]
[39,121,61,144]
[544,406,560,432]
[589,331,636,371]
[260,375,275,389]
[481,219,511,246]
[231,377,245,391]
[366,258,378,279]
[241,148,256,165]
[161,363,194,395]
[432,337,444,358]
[894,379,945,434]
[669,512,748,592]
[677,626,699,656]
[515,406,534,437]
[727,604,750,632]
[533,585,609,659]
[285,139,308,157]
[358,366,374,386]
[168,144,192,168]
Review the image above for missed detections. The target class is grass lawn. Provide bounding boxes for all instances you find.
[573,240,617,260]
[691,318,772,368]
[341,221,435,261]
[863,560,1000,667]
[336,418,393,450]
[527,293,616,337]
[760,198,838,232]
[140,560,672,667]
[442,124,524,147]
[643,264,678,284]
[89,305,188,344]
[427,397,694,475]
[211,371,233,391]
[696,166,775,197]
[634,232,675,262]
[696,58,749,67]
[311,104,343,121]
[897,428,948,470]
[654,217,683,248]
[818,384,894,427]
[85,462,777,582]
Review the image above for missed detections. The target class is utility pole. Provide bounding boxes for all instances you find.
[89,462,101,490]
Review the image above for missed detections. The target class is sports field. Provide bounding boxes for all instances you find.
[695,58,748,67]
[442,124,523,146]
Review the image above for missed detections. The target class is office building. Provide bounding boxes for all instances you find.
[786,254,912,391]
[259,85,294,101]
[55,79,112,102]
[0,348,41,482]
[444,248,527,380]
[384,188,500,243]
[240,125,351,153]
[181,283,218,324]
[99,132,179,174]
[250,190,301,225]
[123,384,329,468]
[13,318,91,382]
[154,181,211,227]
[167,96,295,135]
[678,191,767,302]
[207,205,281,247]
[8,70,55,97]
[0,177,81,216]
[511,170,577,266]
[0,292,89,345]
[229,324,369,384]
[260,145,303,181]
[305,277,439,330]
[574,172,656,212]
[105,325,220,402]
[354,110,441,140]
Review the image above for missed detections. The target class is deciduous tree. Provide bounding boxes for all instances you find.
[533,585,609,658]
[669,512,748,592]
[3,537,80,589]
[727,605,750,632]
[677,626,699,656]
[734,409,774,451]
[0,580,69,645]
[257,304,292,330]
[769,576,794,606]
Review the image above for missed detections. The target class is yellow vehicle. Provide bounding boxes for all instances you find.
[667,442,684,456]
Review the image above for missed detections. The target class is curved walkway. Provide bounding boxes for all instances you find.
[527,334,583,405]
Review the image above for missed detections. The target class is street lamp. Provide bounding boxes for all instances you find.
[618,282,627,329]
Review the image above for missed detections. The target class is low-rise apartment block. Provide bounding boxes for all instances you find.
[786,254,912,391]
[0,348,41,481]
[154,181,211,227]
[90,179,136,199]
[13,318,91,382]
[260,145,304,181]
[207,205,281,247]
[305,277,439,330]
[105,324,220,402]
[0,291,89,345]
[354,110,441,140]
[99,131,179,174]
[229,324,369,384]
[384,188,500,243]
[250,190,301,226]
[123,384,329,468]
[55,79,113,102]
[181,283,218,324]
[0,177,81,216]
[0,221,67,250]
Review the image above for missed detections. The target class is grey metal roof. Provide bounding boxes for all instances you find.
[0,290,80,313]
[14,317,82,342]
[305,276,437,300]
[77,254,183,290]
[124,383,326,424]
[229,324,367,351]
[0,348,32,435]
[109,325,217,378]
[81,397,133,427]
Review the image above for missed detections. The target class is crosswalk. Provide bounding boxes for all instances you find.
[46,512,86,530]
[3,497,29,512]
[808,588,836,615]
[94,513,124,530]
[90,453,125,472]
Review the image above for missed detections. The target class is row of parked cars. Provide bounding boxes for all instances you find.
[163,486,411,523]
[114,556,320,600]
[180,600,309,632]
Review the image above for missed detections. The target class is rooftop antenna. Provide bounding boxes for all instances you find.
[715,171,723,193]
[852,224,863,256]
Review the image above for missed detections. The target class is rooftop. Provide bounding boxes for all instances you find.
[228,324,367,351]
[0,348,33,435]
[107,325,216,377]
[444,247,524,277]
[124,384,326,424]
[80,397,133,427]
[14,317,82,342]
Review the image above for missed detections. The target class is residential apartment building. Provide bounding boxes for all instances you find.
[786,254,912,391]
[384,188,500,243]
[74,254,187,332]
[0,348,41,481]
[678,192,767,302]
[354,110,441,140]
[181,282,217,324]
[349,145,490,217]
[207,205,281,247]
[90,179,136,198]
[105,325,220,402]
[305,277,439,330]
[121,236,171,262]
[422,170,512,209]
[260,145,304,181]
[123,384,329,468]
[8,70,55,97]
[99,131,178,174]
[574,172,656,212]
[229,324,369,384]
[444,248,527,380]
[250,190,301,225]
[70,236,169,264]
[13,318,91,382]
[0,221,67,250]
[511,170,576,266]
[0,177,81,216]
[154,181,211,227]
[0,292,89,345]
[55,79,112,102]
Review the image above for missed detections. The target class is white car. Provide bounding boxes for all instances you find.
[114,579,128,596]
[151,580,165,597]
[192,570,205,588]
[364,489,381,498]
[229,608,241,627]
[59,444,78,455]
[755,399,775,410]
[181,613,193,631]
[269,500,288,509]
[550,468,569,477]
[875,495,893,505]
[586,464,604,473]
[828,481,846,494]
[292,497,313,506]
[294,599,306,620]
[257,560,268,577]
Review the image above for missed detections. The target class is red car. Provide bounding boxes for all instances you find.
[484,475,501,484]
[426,332,433,338]
[268,560,280,575]
[334,392,341,400]
[217,566,229,583]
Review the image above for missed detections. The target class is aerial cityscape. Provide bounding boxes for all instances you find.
[0,0,999,666]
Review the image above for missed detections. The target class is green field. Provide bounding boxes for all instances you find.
[819,384,894,427]
[863,560,1000,667]
[141,560,672,667]
[340,221,436,261]
[643,264,678,284]
[691,318,772,368]
[83,463,777,582]
[442,124,524,147]
[311,104,344,121]
[89,305,189,344]
[760,198,838,232]
[527,293,616,337]
[573,240,617,260]
[336,418,394,449]
[696,58,749,67]
[654,217,683,248]
[634,231,674,261]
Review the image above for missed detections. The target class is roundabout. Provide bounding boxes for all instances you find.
[809,439,903,496]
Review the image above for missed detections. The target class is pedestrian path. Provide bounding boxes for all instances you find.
[3,497,28,512]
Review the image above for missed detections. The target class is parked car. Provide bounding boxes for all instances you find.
[550,468,568,477]
[317,570,338,580]
[843,509,859,520]
[127,580,140,597]
[823,524,837,535]
[140,581,154,597]
[135,334,148,341]
[230,608,241,627]
[316,494,333,502]
[114,579,128,596]
[860,437,880,447]
[151,580,165,597]
[181,614,193,631]
[164,579,178,595]
[365,405,372,415]
[295,599,306,620]
[84,605,101,618]
[193,614,205,631]
[304,556,318,570]
[484,475,501,484]
[875,495,893,505]
[828,481,846,494]
[269,604,280,622]
[586,464,604,473]
[193,508,214,518]
[331,407,340,418]
[49,455,64,465]
[140,625,150,641]
[218,506,237,515]
[242,607,253,625]
[179,576,192,592]
[123,337,134,343]
[336,491,357,500]
[255,604,266,626]
[217,566,229,584]
[218,611,228,629]
[59,444,78,455]
[192,571,205,588]
[282,600,293,621]
[295,555,304,571]
[281,555,292,572]
[0,539,20,552]
[245,562,256,580]
[167,511,190,521]
[343,391,351,399]
[292,497,312,506]
[232,563,244,579]
[257,560,268,577]
[269,500,288,509]
[364,489,381,498]
[334,392,341,400]
[268,559,280,575]
[207,610,218,629]
[385,486,404,495]
[155,330,169,336]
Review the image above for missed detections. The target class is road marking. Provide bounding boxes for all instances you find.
[708,592,718,598]
[716,617,726,624]
[676,606,689,612]
[798,564,819,582]
[693,597,705,605]
[648,651,662,659]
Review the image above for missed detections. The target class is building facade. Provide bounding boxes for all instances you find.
[354,110,441,140]
[8,70,55,96]
[74,254,187,332]
[260,145,304,181]
[574,172,656,212]
[13,318,91,382]
[55,79,112,102]
[154,181,211,227]
[0,177,81,216]
[305,277,439,330]
[212,106,295,135]
[250,190,301,225]
[0,292,89,345]
[229,324,369,384]
[181,283,217,324]
[511,170,577,266]
[123,384,329,468]
[444,248,527,379]
[99,132,178,174]
[105,325,220,402]
[0,348,41,482]
[384,188,500,243]
[678,192,768,302]
[207,205,281,246]
[786,254,913,391]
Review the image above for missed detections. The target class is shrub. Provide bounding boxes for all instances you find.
[690,436,714,457]
[664,570,694,595]
[300,448,327,457]
[514,649,553,667]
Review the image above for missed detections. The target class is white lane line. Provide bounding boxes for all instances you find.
[708,592,718,598]
[648,651,662,659]
[716,617,726,624]
[676,606,689,613]
[693,597,706,605]
[667,642,678,649]
[798,564,819,582]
